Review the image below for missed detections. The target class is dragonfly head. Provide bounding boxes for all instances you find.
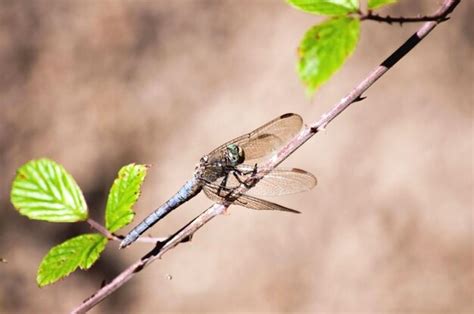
[199,155,209,164]
[226,144,245,166]
[197,155,209,170]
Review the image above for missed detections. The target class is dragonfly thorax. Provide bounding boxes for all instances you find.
[193,143,245,185]
[226,144,245,166]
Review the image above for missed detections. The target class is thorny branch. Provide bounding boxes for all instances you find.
[71,0,461,313]
[359,11,450,25]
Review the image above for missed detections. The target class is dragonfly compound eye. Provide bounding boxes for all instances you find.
[226,144,245,166]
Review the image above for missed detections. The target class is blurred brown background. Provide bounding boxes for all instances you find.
[0,0,472,313]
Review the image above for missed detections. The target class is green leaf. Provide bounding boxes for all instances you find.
[105,163,148,232]
[297,17,360,95]
[10,159,88,222]
[37,234,108,287]
[368,0,397,10]
[287,0,359,16]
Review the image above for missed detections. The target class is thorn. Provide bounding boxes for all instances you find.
[182,235,193,243]
[153,240,166,252]
[440,16,450,23]
[316,122,328,132]
[354,95,367,103]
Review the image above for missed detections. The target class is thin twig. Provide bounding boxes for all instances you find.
[86,218,167,243]
[71,0,460,313]
[360,12,450,25]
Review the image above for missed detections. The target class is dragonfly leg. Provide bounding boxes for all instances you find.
[251,163,258,176]
[198,176,233,196]
[217,173,229,196]
[232,171,254,189]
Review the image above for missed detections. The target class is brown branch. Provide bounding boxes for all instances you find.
[360,11,450,25]
[71,0,461,312]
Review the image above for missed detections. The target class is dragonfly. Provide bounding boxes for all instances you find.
[120,113,316,248]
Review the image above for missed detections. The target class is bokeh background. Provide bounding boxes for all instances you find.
[0,0,472,313]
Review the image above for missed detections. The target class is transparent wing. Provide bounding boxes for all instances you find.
[218,167,317,197]
[232,193,300,213]
[207,113,303,164]
[202,184,300,214]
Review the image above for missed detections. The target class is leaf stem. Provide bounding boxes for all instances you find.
[86,219,117,240]
[86,218,167,244]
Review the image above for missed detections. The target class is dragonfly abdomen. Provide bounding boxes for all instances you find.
[120,178,203,248]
